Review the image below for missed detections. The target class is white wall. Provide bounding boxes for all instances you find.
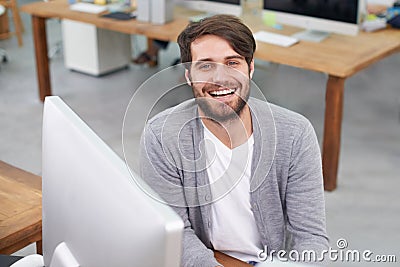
[367,0,395,6]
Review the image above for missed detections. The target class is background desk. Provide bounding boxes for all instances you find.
[0,161,42,255]
[21,0,400,190]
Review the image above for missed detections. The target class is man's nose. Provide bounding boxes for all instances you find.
[211,64,230,85]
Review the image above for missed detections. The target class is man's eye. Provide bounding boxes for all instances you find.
[199,63,213,70]
[227,61,239,67]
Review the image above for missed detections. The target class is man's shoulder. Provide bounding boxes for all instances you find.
[145,99,198,138]
[271,103,310,129]
[250,98,311,130]
[147,99,196,124]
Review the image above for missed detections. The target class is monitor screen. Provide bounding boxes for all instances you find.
[263,0,359,24]
[263,0,361,37]
[42,96,183,267]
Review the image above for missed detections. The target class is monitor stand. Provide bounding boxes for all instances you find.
[292,30,330,43]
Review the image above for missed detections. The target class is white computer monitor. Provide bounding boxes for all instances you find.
[179,0,242,16]
[42,96,183,267]
[263,0,362,41]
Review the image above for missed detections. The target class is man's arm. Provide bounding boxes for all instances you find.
[285,119,329,255]
[140,124,221,267]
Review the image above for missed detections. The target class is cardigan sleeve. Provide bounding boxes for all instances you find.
[285,118,329,257]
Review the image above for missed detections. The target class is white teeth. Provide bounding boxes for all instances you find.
[209,89,235,96]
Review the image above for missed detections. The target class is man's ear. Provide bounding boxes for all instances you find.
[185,69,192,86]
[249,60,255,79]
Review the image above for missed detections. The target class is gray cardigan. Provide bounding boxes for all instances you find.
[140,97,329,267]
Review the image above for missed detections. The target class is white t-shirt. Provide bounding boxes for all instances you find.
[203,125,263,262]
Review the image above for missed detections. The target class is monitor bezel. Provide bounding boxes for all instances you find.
[262,0,363,36]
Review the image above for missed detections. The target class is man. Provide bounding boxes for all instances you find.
[140,15,328,266]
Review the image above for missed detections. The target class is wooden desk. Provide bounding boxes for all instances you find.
[214,251,252,266]
[0,161,42,255]
[21,1,400,190]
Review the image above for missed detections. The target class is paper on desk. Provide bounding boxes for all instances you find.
[10,254,44,267]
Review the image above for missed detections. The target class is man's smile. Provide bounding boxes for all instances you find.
[208,88,236,97]
[203,85,238,103]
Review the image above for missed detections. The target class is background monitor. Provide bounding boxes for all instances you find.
[42,96,183,267]
[263,0,362,41]
[179,0,242,16]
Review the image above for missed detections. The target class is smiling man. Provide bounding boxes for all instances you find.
[140,15,328,266]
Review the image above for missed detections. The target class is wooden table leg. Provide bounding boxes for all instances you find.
[10,0,23,46]
[322,75,345,191]
[36,239,43,255]
[32,15,51,102]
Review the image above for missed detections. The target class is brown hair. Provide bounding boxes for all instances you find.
[177,14,256,67]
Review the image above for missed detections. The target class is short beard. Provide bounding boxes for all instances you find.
[195,91,249,123]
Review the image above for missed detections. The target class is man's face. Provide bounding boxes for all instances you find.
[187,35,254,122]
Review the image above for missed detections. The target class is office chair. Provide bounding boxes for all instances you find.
[0,0,23,46]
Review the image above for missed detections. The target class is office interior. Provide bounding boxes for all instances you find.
[0,0,399,266]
